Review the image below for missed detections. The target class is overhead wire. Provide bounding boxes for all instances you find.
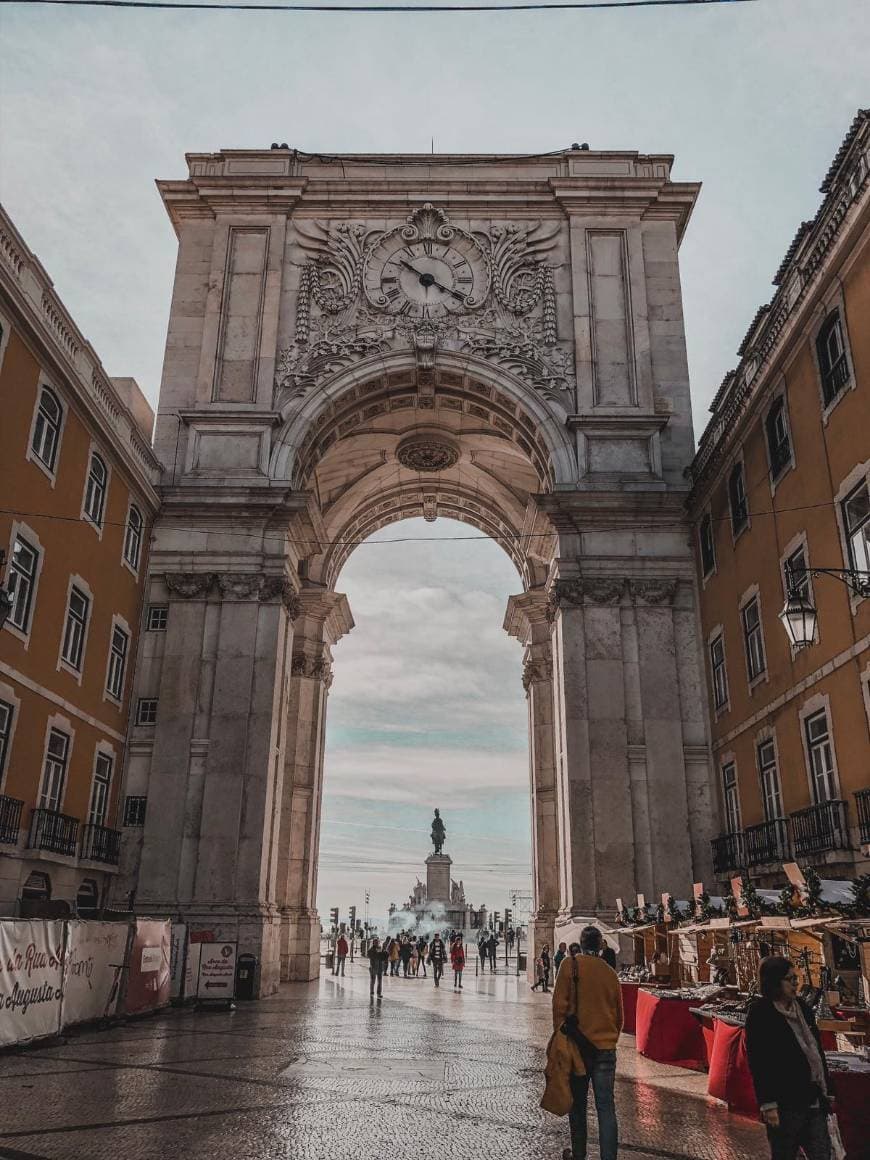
[1,0,758,13]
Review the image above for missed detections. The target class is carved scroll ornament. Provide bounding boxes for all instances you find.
[547,577,626,617]
[629,579,679,606]
[165,572,216,599]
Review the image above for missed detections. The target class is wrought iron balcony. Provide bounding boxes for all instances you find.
[0,794,24,845]
[81,822,122,865]
[745,817,790,866]
[711,831,746,876]
[28,807,79,858]
[856,788,870,846]
[821,353,850,404]
[791,799,849,858]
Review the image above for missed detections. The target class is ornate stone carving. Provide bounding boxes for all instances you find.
[397,435,460,473]
[165,572,215,599]
[522,656,553,691]
[630,579,679,606]
[275,208,574,402]
[260,576,302,618]
[548,577,626,614]
[217,573,266,600]
[291,654,331,682]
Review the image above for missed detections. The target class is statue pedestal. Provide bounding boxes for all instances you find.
[425,854,452,904]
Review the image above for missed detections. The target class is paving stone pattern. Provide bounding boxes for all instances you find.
[0,965,767,1160]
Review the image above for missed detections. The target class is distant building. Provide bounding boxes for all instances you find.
[0,206,161,915]
[389,853,487,933]
[687,110,870,888]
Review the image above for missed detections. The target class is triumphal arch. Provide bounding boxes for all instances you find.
[123,146,718,993]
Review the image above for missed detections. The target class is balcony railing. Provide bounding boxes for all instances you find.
[0,794,24,845]
[821,353,850,405]
[791,799,849,858]
[856,788,870,846]
[711,831,746,876]
[745,817,790,866]
[29,808,79,858]
[81,822,122,865]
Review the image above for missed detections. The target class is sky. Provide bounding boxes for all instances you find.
[1,0,867,920]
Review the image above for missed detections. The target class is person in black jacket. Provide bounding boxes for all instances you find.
[745,956,832,1160]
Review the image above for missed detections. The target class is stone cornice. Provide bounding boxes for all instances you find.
[546,576,680,614]
[164,571,301,615]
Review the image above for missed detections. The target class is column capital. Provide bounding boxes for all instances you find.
[522,653,553,692]
[503,588,551,643]
[547,575,625,616]
[165,571,216,599]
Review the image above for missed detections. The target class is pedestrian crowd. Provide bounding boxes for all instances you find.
[364,929,485,997]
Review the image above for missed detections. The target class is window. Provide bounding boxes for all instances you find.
[60,585,90,671]
[123,795,147,826]
[0,699,13,779]
[21,871,51,902]
[39,729,70,812]
[842,479,870,576]
[83,453,108,527]
[136,698,158,726]
[816,310,850,405]
[88,752,113,827]
[76,879,99,916]
[765,398,792,479]
[742,597,766,682]
[106,625,129,700]
[805,710,836,803]
[146,604,168,631]
[699,514,716,576]
[31,388,62,471]
[722,763,740,834]
[710,634,729,710]
[123,505,144,570]
[728,462,749,534]
[757,740,783,821]
[7,535,40,633]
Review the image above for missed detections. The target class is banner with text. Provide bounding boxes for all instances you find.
[61,921,129,1027]
[124,920,171,1015]
[0,920,65,1046]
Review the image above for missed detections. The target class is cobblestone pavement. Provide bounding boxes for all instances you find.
[0,962,767,1160]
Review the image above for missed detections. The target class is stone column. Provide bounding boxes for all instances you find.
[504,591,560,972]
[136,570,299,995]
[277,588,353,981]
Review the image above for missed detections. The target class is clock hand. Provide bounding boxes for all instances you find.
[396,258,469,304]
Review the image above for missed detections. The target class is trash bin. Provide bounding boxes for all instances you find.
[325,951,335,971]
[517,952,527,974]
[235,953,258,1000]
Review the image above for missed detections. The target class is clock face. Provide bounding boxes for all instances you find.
[363,233,487,321]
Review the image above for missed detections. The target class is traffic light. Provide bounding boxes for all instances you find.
[329,907,339,929]
[493,911,501,931]
[504,908,512,929]
[349,905,357,930]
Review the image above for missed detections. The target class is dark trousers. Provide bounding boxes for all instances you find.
[568,1050,618,1160]
[369,967,384,996]
[453,969,463,987]
[488,952,496,970]
[432,962,444,986]
[765,1106,830,1160]
[335,955,346,976]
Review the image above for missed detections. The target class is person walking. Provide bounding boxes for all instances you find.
[410,941,419,977]
[531,950,547,992]
[400,936,413,978]
[429,934,447,988]
[451,939,466,990]
[388,936,401,977]
[487,931,498,972]
[367,937,387,999]
[554,942,568,977]
[335,932,349,976]
[541,943,552,992]
[417,936,428,978]
[478,934,488,973]
[552,924,622,1160]
[745,956,833,1160]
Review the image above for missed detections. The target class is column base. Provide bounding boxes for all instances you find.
[280,908,321,981]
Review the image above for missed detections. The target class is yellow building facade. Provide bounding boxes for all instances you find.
[688,111,870,888]
[0,207,160,914]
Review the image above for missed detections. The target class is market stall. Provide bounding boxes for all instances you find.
[635,985,722,1070]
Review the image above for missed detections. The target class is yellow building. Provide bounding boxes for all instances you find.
[0,206,160,915]
[688,110,870,888]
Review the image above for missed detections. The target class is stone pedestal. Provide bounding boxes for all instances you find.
[426,854,452,904]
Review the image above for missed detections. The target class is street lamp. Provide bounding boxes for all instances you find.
[779,563,870,649]
[0,551,13,630]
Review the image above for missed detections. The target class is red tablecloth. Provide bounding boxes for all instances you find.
[706,1020,870,1159]
[620,982,640,1034]
[635,989,709,1070]
[707,1017,758,1117]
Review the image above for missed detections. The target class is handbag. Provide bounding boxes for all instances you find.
[560,956,601,1070]
[827,1114,846,1160]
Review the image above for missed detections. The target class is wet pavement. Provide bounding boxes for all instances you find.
[0,960,767,1160]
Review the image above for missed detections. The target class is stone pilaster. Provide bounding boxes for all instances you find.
[277,587,353,981]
